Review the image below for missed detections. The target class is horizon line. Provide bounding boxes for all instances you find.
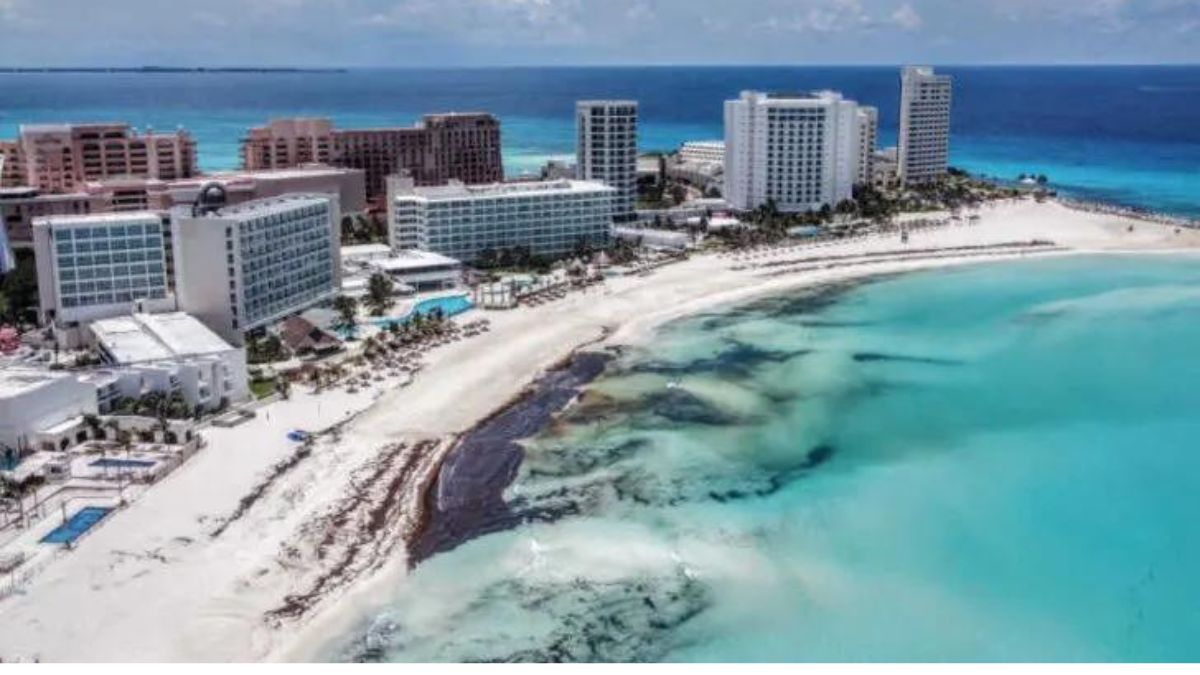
[1,62,1198,72]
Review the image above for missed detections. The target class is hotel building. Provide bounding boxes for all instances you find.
[678,141,726,166]
[576,101,638,223]
[32,211,175,339]
[0,123,197,194]
[88,312,249,410]
[3,166,363,253]
[0,367,99,453]
[173,194,341,344]
[389,178,614,264]
[164,166,366,215]
[898,66,953,185]
[856,107,879,186]
[724,90,865,213]
[241,114,503,205]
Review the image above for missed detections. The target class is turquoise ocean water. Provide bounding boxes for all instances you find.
[328,254,1200,662]
[2,67,1198,216]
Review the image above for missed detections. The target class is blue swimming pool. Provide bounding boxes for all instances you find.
[373,295,474,331]
[90,458,156,469]
[40,506,113,545]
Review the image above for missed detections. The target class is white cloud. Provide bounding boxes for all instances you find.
[625,1,654,22]
[891,3,923,30]
[757,0,879,34]
[357,0,587,44]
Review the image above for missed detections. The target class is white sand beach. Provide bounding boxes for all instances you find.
[1,199,1198,662]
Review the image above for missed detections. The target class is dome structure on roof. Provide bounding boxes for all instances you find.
[192,181,228,216]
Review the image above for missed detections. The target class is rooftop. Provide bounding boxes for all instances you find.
[32,211,164,229]
[577,100,638,108]
[365,250,462,272]
[401,179,614,202]
[195,166,360,183]
[198,193,332,220]
[341,243,393,260]
[0,367,72,399]
[737,89,851,104]
[0,187,91,201]
[90,312,235,364]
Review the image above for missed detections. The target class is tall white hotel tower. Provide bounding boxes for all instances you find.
[898,66,953,185]
[576,100,638,223]
[724,90,870,213]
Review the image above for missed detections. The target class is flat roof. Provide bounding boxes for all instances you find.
[90,312,234,364]
[367,250,462,272]
[32,211,163,229]
[18,123,74,134]
[0,367,72,398]
[341,243,392,258]
[0,188,92,202]
[403,179,614,202]
[211,194,331,219]
[40,415,84,436]
[199,166,360,182]
[577,100,638,107]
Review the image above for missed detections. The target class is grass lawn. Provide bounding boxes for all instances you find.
[249,378,277,399]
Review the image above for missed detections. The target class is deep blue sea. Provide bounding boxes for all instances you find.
[327,254,1200,662]
[1,67,1197,216]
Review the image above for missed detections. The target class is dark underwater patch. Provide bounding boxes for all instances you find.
[639,388,748,427]
[628,339,810,380]
[695,279,867,331]
[852,352,963,366]
[347,573,713,663]
[525,438,651,480]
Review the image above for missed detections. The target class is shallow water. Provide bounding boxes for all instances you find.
[328,255,1200,662]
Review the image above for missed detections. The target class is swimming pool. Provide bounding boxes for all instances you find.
[40,506,113,545]
[90,458,156,469]
[373,295,474,331]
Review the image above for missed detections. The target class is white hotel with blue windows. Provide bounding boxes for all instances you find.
[33,211,175,341]
[388,177,615,264]
[173,194,341,345]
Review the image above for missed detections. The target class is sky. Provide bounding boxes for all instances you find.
[0,0,1197,66]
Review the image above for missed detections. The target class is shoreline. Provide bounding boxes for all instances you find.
[2,199,1200,663]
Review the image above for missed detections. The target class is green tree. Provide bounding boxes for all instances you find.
[332,295,359,334]
[365,273,396,317]
[670,184,687,206]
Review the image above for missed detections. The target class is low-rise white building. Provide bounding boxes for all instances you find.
[173,193,341,345]
[613,226,692,251]
[389,178,614,264]
[678,141,726,166]
[32,211,176,345]
[360,250,462,293]
[342,244,462,294]
[0,367,98,453]
[88,312,249,411]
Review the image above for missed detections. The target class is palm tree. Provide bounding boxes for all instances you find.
[365,273,395,317]
[332,295,359,335]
